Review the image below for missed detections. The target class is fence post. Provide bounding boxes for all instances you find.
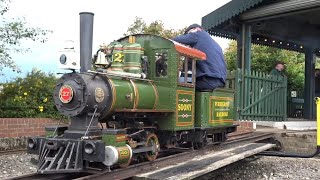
[235,68,242,121]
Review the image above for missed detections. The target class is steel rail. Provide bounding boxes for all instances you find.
[4,172,92,180]
[0,149,26,156]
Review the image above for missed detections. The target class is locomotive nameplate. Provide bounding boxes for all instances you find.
[176,90,194,127]
[59,85,73,103]
[95,87,105,103]
[209,96,234,124]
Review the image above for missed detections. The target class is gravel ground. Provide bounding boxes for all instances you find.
[0,153,320,179]
[0,153,37,179]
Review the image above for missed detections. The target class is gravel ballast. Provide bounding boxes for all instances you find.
[0,153,37,179]
[0,153,320,179]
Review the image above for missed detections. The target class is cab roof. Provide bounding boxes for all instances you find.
[170,40,206,61]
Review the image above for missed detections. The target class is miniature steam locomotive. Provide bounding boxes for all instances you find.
[27,12,237,174]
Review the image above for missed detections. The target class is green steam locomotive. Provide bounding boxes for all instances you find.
[26,12,237,174]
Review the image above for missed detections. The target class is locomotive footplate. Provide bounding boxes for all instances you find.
[194,124,238,132]
[27,137,105,174]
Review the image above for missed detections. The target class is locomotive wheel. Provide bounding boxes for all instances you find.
[119,158,132,168]
[193,131,208,149]
[145,133,160,161]
[193,141,206,149]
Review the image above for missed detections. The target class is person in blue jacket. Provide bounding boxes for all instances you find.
[172,24,227,91]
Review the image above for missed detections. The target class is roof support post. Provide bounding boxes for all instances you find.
[304,47,316,120]
[236,24,252,70]
[237,23,252,117]
[236,28,243,69]
[238,24,252,72]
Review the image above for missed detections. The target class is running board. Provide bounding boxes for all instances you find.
[134,143,275,180]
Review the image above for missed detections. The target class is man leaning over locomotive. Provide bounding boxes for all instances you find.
[172,24,227,91]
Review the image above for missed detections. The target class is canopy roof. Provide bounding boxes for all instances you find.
[202,0,320,54]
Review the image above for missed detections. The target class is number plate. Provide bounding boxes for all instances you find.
[59,85,74,103]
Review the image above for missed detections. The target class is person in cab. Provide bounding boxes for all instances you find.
[172,24,227,91]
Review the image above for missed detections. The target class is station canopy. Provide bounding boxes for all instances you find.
[202,0,320,55]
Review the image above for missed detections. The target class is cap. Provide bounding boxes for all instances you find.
[184,24,203,34]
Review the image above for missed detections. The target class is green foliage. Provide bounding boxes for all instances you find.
[124,17,186,39]
[224,40,305,91]
[0,68,65,119]
[0,0,52,74]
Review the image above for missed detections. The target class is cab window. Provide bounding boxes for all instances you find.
[155,52,168,78]
[178,55,195,85]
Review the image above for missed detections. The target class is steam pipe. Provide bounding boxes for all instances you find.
[79,12,94,73]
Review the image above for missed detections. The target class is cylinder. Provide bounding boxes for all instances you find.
[79,12,94,73]
[103,145,132,166]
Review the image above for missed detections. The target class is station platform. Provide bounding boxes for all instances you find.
[231,120,317,154]
[255,124,317,154]
[254,119,316,131]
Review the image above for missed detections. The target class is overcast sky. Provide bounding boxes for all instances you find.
[0,0,231,82]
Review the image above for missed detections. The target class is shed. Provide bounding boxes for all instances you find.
[202,0,320,120]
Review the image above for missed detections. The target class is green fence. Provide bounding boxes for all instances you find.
[225,69,287,121]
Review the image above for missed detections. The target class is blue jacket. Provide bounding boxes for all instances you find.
[172,30,227,83]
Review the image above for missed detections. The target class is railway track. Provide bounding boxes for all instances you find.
[0,149,26,156]
[6,132,274,180]
[5,173,92,180]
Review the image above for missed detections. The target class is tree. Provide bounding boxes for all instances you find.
[224,40,305,91]
[124,17,186,39]
[0,68,64,119]
[0,0,51,74]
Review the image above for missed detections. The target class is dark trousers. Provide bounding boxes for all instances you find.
[196,76,225,91]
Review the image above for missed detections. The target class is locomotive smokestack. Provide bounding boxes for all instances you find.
[79,12,94,73]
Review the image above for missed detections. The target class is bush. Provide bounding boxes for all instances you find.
[224,40,305,91]
[0,68,66,119]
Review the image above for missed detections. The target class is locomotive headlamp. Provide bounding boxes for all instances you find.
[84,142,96,154]
[28,138,37,149]
[59,54,67,64]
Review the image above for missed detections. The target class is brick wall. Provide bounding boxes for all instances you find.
[229,121,255,136]
[0,118,59,138]
[0,119,254,138]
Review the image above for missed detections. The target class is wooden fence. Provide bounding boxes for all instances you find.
[225,69,287,121]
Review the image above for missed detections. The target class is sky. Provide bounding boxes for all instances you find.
[0,0,231,83]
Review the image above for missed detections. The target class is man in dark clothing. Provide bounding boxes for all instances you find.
[269,61,285,77]
[172,24,226,91]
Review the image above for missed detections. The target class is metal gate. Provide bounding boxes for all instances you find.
[227,69,287,121]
